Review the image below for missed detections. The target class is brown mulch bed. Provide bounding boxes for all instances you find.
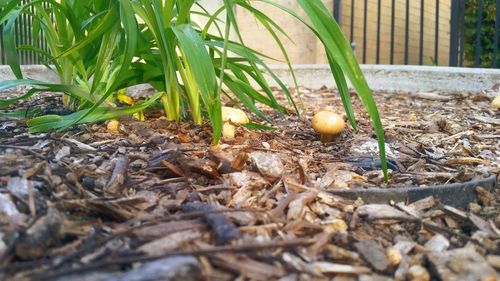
[0,86,499,280]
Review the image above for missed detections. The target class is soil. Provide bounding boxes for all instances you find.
[0,86,499,280]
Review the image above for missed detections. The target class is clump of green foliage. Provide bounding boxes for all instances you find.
[0,0,388,180]
[464,0,499,67]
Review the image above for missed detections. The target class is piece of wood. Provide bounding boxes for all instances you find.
[427,248,497,281]
[354,240,391,272]
[105,156,129,195]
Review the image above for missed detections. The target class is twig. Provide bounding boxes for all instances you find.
[0,145,46,160]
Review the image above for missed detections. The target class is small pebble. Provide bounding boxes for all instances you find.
[469,202,481,213]
[93,156,104,165]
[81,177,95,189]
[386,247,402,266]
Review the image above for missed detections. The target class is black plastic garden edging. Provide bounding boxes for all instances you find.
[328,174,498,209]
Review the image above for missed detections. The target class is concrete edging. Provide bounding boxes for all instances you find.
[1,64,499,93]
[267,64,500,93]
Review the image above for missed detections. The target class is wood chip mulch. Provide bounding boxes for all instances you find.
[0,86,499,280]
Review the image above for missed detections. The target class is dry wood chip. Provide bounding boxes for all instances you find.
[486,255,500,270]
[474,115,500,125]
[311,261,371,275]
[469,213,495,235]
[317,191,355,212]
[319,169,367,189]
[83,199,134,221]
[427,248,497,281]
[352,204,412,226]
[226,171,268,208]
[209,149,235,174]
[395,202,422,219]
[443,205,468,220]
[287,192,317,220]
[476,186,495,206]
[80,238,128,264]
[231,151,249,171]
[138,229,203,256]
[269,192,299,218]
[282,252,322,276]
[249,151,285,181]
[105,156,129,195]
[185,158,220,179]
[392,240,416,255]
[324,244,360,263]
[63,138,97,151]
[212,253,287,281]
[309,201,344,218]
[55,146,71,161]
[0,193,27,226]
[354,240,392,272]
[302,231,332,259]
[321,218,348,234]
[424,234,450,252]
[407,196,437,211]
[15,207,64,260]
[133,219,206,240]
[444,157,490,165]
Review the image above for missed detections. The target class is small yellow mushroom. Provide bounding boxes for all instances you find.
[221,106,249,139]
[311,109,345,142]
[492,95,500,109]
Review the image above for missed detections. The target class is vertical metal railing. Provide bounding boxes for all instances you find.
[376,0,381,64]
[419,0,425,65]
[362,0,368,63]
[390,0,396,64]
[434,0,440,64]
[0,0,50,65]
[334,0,500,68]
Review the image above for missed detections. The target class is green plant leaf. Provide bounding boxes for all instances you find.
[27,92,162,133]
[172,24,221,143]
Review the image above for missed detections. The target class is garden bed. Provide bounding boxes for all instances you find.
[0,84,499,280]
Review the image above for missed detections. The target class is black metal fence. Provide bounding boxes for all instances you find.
[1,1,499,68]
[333,0,499,68]
[0,0,50,65]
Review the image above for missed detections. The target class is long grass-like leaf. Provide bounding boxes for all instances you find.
[27,92,162,133]
[172,24,221,143]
